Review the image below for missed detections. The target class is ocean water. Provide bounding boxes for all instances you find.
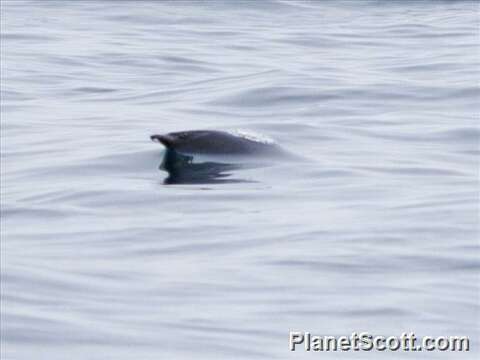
[1,1,479,359]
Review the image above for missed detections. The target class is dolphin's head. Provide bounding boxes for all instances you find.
[151,131,213,153]
[150,129,287,157]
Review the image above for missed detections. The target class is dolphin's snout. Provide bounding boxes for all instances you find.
[151,134,173,148]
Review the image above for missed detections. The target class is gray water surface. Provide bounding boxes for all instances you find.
[1,1,479,359]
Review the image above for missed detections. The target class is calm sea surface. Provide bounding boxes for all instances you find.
[1,1,479,359]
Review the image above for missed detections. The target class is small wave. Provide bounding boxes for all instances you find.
[357,165,467,177]
[2,33,57,42]
[73,87,118,94]
[210,86,339,108]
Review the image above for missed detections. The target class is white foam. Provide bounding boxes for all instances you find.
[226,129,275,145]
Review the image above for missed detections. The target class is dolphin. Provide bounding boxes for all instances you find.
[150,130,289,184]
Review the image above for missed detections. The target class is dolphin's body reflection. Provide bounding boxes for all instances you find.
[160,149,252,185]
[151,130,290,185]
